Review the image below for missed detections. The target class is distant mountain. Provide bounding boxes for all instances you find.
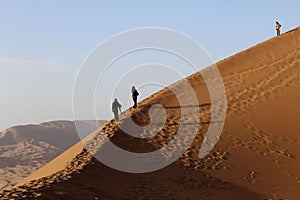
[0,120,106,190]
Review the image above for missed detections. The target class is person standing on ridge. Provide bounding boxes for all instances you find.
[276,21,281,36]
[131,86,139,108]
[112,98,122,122]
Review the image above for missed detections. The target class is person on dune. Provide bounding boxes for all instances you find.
[131,86,139,108]
[276,21,281,36]
[112,98,122,122]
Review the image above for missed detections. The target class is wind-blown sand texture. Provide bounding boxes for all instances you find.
[1,27,299,199]
[0,120,104,191]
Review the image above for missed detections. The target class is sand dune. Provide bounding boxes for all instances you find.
[1,27,299,199]
[0,120,105,191]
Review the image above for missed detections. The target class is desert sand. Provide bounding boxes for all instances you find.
[0,120,104,191]
[0,27,299,199]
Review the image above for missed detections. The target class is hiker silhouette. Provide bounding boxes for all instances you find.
[112,98,122,121]
[131,86,139,108]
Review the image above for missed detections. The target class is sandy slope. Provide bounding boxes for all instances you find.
[1,27,299,199]
[0,120,105,191]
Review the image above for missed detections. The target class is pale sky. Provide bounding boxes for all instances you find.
[0,0,299,131]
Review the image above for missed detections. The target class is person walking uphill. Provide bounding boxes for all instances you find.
[276,21,281,36]
[131,86,139,108]
[112,98,122,122]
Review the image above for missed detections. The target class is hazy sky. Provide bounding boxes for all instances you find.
[0,0,299,131]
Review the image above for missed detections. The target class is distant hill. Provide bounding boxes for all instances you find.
[0,120,105,190]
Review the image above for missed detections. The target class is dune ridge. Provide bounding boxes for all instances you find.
[1,27,299,199]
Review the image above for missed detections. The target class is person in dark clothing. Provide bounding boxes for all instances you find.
[131,86,139,108]
[276,21,281,36]
[112,98,122,121]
